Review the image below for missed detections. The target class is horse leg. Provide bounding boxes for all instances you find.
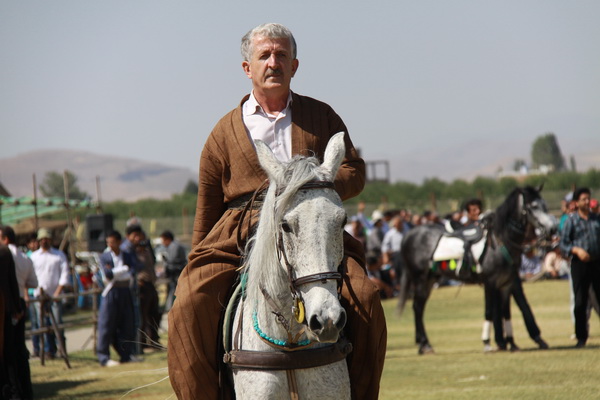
[413,276,435,354]
[482,284,493,352]
[500,289,520,352]
[488,283,508,350]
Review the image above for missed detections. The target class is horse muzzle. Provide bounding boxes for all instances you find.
[307,308,347,343]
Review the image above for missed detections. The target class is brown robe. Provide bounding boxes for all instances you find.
[168,93,387,399]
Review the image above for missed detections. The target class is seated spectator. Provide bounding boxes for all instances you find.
[366,255,394,299]
[344,216,366,249]
[520,245,543,281]
[353,201,374,234]
[558,193,576,234]
[382,216,404,286]
[366,213,386,260]
[543,243,569,279]
[410,213,421,227]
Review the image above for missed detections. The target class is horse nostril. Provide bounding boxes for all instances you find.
[335,311,347,331]
[309,315,322,332]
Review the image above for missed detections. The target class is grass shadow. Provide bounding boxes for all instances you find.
[33,379,98,399]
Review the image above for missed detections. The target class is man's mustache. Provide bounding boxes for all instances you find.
[266,68,282,77]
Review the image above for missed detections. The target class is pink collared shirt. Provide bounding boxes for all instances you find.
[242,91,293,162]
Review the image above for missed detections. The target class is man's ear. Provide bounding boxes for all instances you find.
[242,61,252,79]
[291,59,299,77]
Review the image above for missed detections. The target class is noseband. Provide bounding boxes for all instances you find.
[506,192,550,249]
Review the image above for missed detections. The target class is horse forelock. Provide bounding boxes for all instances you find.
[494,186,542,234]
[245,155,329,302]
[494,187,521,234]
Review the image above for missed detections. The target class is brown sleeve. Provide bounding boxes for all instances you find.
[192,135,226,247]
[325,106,365,201]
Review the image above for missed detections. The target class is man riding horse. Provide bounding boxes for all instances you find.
[167,23,387,399]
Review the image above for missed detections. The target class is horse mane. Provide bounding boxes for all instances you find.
[493,185,539,235]
[244,154,330,303]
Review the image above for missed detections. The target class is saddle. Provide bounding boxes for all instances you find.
[443,221,484,242]
[432,222,487,279]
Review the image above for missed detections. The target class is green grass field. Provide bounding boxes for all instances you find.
[30,280,600,399]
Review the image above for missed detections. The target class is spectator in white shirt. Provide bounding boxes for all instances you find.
[381,216,404,287]
[30,228,70,359]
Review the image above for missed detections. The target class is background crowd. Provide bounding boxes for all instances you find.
[346,189,600,349]
[0,219,187,398]
[1,187,599,397]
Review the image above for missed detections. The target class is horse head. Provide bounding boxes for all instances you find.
[516,185,557,243]
[251,132,348,344]
[494,185,556,246]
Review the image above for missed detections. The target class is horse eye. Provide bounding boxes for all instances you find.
[281,222,292,233]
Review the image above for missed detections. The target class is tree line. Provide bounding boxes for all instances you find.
[35,132,597,219]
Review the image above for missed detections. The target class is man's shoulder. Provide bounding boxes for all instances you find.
[14,248,33,266]
[99,252,112,263]
[564,212,579,224]
[30,249,43,260]
[292,92,335,112]
[212,95,248,129]
[50,247,67,259]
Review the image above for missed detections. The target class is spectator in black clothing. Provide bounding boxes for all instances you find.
[1,244,26,398]
[560,187,600,348]
[160,231,187,312]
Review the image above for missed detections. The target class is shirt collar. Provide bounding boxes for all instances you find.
[244,91,293,117]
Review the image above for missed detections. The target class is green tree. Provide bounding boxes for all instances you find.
[472,176,498,197]
[39,170,89,200]
[513,159,527,172]
[531,132,566,171]
[446,179,472,200]
[498,177,519,194]
[183,179,198,195]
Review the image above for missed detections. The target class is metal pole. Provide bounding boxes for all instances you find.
[33,173,39,232]
[95,175,102,213]
[62,172,79,309]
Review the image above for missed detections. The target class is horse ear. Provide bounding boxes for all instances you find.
[537,182,544,193]
[254,140,284,180]
[517,191,524,215]
[320,132,346,180]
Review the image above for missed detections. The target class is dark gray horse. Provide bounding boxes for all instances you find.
[397,186,555,354]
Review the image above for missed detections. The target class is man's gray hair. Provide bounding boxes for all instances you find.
[241,23,297,61]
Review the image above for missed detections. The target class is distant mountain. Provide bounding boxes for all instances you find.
[382,136,600,184]
[0,150,197,202]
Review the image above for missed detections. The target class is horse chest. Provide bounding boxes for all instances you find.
[233,363,350,400]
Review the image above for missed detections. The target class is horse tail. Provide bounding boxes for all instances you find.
[396,261,411,317]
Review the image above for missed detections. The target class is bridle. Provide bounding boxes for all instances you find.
[504,191,552,251]
[235,179,345,345]
[274,180,343,325]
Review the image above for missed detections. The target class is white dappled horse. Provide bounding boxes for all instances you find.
[224,132,351,399]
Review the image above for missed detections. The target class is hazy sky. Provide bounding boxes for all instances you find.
[1,1,599,183]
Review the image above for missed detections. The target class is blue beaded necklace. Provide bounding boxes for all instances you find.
[252,310,312,348]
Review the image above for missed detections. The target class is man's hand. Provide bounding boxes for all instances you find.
[573,247,591,262]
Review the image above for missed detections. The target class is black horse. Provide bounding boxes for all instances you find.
[397,186,556,354]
